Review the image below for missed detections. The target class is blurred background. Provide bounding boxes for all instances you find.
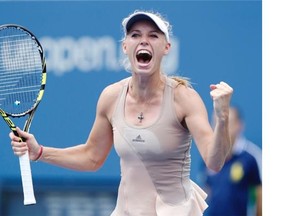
[0,0,261,215]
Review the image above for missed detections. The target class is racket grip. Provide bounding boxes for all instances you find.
[19,151,36,205]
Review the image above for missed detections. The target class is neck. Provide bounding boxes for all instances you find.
[129,75,165,101]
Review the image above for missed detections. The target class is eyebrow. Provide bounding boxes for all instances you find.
[128,29,162,34]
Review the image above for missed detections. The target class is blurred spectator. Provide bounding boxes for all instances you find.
[199,106,262,216]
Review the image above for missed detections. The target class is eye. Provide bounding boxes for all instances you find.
[130,31,141,38]
[150,34,159,38]
[131,33,140,38]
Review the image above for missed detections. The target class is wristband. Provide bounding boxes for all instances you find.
[33,145,43,161]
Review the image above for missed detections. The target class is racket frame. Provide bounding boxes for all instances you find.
[0,24,47,205]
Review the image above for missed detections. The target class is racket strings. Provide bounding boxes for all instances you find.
[0,27,43,115]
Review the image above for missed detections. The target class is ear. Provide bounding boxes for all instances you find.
[164,42,171,55]
[122,41,127,54]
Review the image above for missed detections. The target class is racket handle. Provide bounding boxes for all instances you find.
[19,151,36,205]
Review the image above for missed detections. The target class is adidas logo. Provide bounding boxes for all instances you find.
[132,135,145,143]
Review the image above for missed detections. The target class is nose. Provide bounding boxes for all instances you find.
[140,41,148,46]
[140,38,149,46]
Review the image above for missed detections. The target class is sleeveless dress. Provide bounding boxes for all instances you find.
[110,77,208,216]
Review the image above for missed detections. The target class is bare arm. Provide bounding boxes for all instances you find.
[175,81,233,172]
[256,185,262,216]
[208,81,233,171]
[10,84,120,171]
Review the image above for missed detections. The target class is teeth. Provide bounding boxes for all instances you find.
[137,50,151,55]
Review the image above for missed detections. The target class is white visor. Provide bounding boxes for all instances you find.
[122,11,170,43]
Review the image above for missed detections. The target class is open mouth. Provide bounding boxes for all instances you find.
[136,50,152,64]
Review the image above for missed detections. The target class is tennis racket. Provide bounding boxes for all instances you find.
[0,24,46,205]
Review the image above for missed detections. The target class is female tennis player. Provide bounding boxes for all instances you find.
[10,10,233,216]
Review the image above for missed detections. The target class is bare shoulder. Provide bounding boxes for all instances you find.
[170,79,206,119]
[101,78,128,99]
[171,79,202,103]
[97,77,129,118]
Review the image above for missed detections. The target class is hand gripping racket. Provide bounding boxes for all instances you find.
[0,24,46,205]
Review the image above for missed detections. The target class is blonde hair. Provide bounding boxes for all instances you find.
[170,76,192,88]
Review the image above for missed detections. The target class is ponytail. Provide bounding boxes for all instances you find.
[170,76,192,88]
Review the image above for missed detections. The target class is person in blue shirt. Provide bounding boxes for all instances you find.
[199,106,262,216]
